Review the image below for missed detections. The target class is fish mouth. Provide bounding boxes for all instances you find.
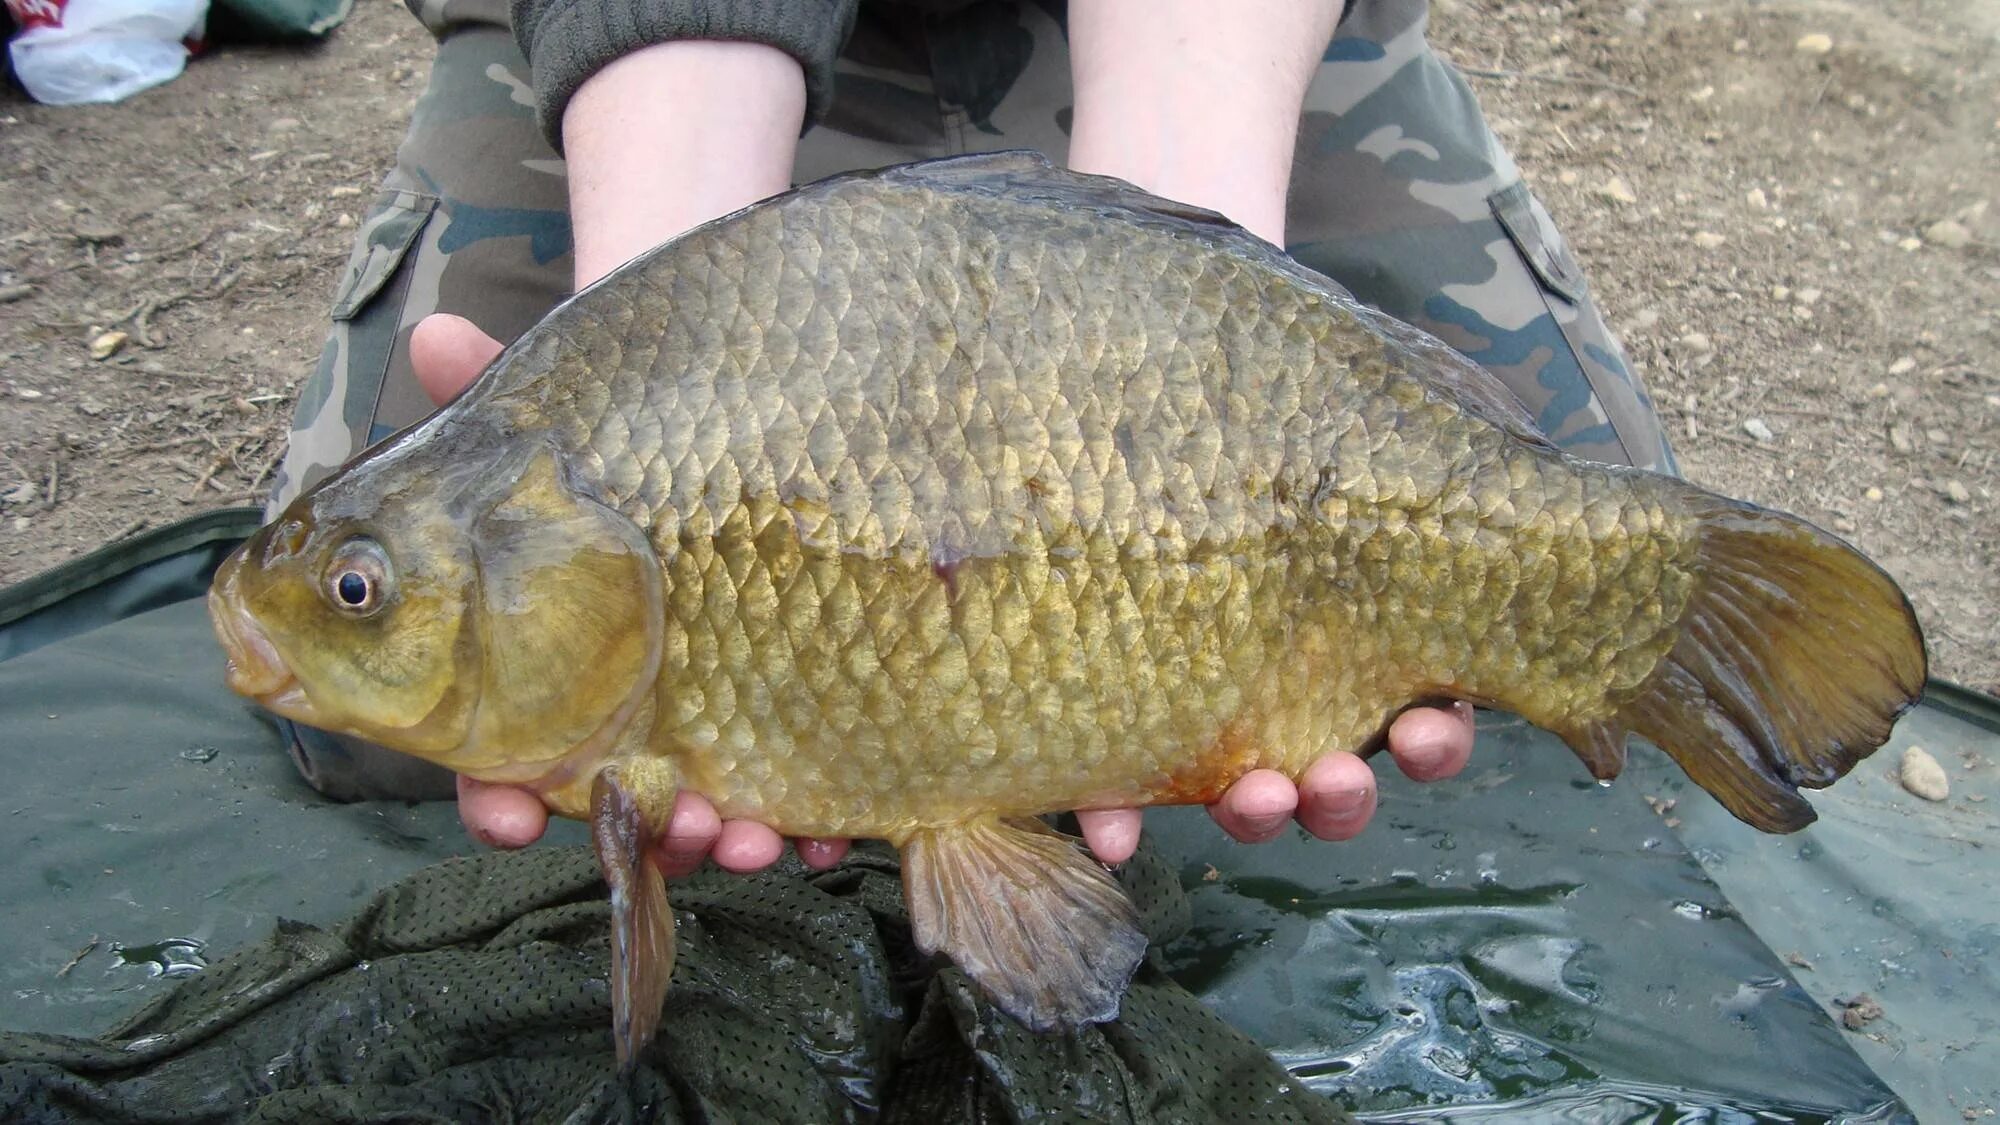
[207,582,310,716]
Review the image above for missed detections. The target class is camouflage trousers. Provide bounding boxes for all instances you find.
[272,0,1676,800]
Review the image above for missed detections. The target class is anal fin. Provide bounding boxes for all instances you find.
[591,765,677,1069]
[900,817,1147,1032]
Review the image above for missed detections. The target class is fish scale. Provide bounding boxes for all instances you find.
[211,152,1924,1061]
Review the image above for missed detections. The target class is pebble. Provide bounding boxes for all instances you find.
[1795,32,1834,54]
[72,217,122,245]
[14,387,43,400]
[1558,169,1580,186]
[1899,746,1949,801]
[1924,219,1972,249]
[328,185,363,199]
[1746,188,1767,209]
[1772,284,1791,301]
[10,516,29,533]
[89,330,127,360]
[1865,486,1884,501]
[1692,231,1727,249]
[0,283,33,304]
[1944,479,1971,504]
[1887,356,1917,376]
[1898,237,1923,252]
[1867,382,1890,398]
[1834,517,1855,533]
[1743,417,1775,442]
[335,213,356,229]
[1678,331,1714,353]
[268,117,302,132]
[1595,177,1639,205]
[1794,287,1822,306]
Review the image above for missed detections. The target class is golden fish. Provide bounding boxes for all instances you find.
[208,152,1925,1065]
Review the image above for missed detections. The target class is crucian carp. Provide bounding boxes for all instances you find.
[207,152,1926,1066]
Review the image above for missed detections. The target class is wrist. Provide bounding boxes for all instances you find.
[1065,0,1342,246]
[562,40,805,288]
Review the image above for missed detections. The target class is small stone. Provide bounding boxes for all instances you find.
[1595,177,1639,205]
[1898,237,1923,252]
[14,387,43,400]
[1794,287,1822,306]
[89,330,127,360]
[328,185,364,199]
[0,283,33,304]
[1692,231,1727,249]
[1887,356,1917,376]
[334,213,356,229]
[1865,486,1884,501]
[1944,479,1971,504]
[72,217,122,245]
[1925,428,1950,446]
[267,117,302,132]
[1743,417,1775,442]
[1899,746,1949,800]
[1833,517,1855,532]
[1558,169,1580,186]
[1691,85,1716,102]
[1924,219,1972,249]
[1795,32,1834,54]
[10,516,29,533]
[1772,284,1792,301]
[1678,331,1714,354]
[1888,424,1914,453]
[1746,187,1768,208]
[2,482,35,504]
[1629,308,1661,331]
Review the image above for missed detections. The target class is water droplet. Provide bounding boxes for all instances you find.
[113,937,206,978]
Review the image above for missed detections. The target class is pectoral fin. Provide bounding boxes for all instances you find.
[591,767,675,1068]
[900,817,1148,1031]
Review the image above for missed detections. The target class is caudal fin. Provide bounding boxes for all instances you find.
[1562,496,1926,832]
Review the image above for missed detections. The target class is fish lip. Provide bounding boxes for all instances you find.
[208,583,305,709]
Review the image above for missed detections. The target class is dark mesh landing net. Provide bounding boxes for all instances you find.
[0,839,1349,1124]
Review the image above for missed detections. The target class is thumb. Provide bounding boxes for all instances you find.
[410,314,505,407]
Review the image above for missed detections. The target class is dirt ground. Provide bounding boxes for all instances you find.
[1,0,1996,688]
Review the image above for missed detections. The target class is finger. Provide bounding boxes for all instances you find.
[457,775,548,849]
[795,837,851,870]
[1295,753,1379,841]
[654,790,723,877]
[1076,808,1142,866]
[1208,768,1300,844]
[712,820,787,873]
[1386,701,1476,782]
[409,313,503,406]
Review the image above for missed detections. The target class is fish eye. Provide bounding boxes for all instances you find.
[323,538,393,617]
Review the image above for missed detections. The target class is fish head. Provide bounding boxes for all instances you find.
[209,434,664,780]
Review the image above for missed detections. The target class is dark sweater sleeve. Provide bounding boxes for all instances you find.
[510,0,859,151]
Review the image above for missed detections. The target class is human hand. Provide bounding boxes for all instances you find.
[425,308,1476,871]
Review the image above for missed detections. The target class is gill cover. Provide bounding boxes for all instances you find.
[456,446,665,773]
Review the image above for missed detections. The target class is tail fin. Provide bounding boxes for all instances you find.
[1562,496,1926,832]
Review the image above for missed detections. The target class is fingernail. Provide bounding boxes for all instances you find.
[1239,811,1291,837]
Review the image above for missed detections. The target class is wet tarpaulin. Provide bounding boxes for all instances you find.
[1,512,1991,1121]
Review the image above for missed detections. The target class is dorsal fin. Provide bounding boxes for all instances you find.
[881,149,1244,233]
[881,151,1556,450]
[1353,304,1561,451]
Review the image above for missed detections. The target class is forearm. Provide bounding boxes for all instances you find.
[1065,0,1343,246]
[562,40,806,288]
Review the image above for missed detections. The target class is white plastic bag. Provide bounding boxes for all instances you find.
[5,0,208,105]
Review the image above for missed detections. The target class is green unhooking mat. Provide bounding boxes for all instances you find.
[0,841,1338,1122]
[6,510,1991,1121]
